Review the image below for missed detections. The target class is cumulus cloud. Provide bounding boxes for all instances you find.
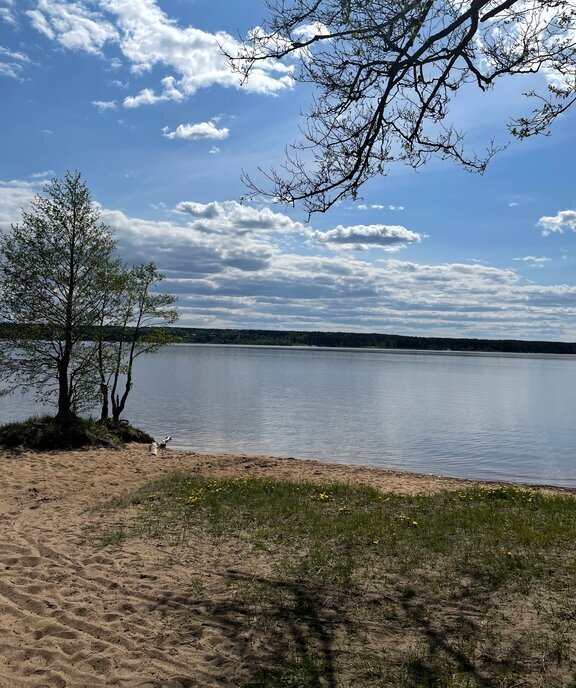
[100,206,276,276]
[175,201,220,220]
[162,121,229,141]
[124,76,184,108]
[123,88,159,108]
[538,210,576,236]
[26,0,118,53]
[2,178,576,339]
[25,0,293,100]
[307,225,422,251]
[0,179,41,232]
[174,200,306,234]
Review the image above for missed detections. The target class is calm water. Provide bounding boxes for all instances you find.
[1,344,575,487]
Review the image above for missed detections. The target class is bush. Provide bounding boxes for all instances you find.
[0,415,153,451]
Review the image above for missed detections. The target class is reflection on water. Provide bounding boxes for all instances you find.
[1,344,575,487]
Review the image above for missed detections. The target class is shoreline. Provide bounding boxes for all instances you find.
[163,446,576,495]
[2,443,574,499]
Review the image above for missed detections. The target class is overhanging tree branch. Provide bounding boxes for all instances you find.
[234,0,576,215]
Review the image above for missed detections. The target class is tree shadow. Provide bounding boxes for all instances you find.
[399,593,493,688]
[144,568,556,687]
[146,569,344,687]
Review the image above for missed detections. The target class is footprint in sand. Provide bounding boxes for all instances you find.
[33,624,77,641]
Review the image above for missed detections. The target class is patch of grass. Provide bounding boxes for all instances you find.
[0,415,153,450]
[97,476,576,686]
[100,527,128,546]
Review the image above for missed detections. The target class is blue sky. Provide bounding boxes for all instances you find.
[1,0,576,341]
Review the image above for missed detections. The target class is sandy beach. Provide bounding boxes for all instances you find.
[0,444,572,687]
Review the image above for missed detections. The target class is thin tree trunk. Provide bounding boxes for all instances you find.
[111,368,132,422]
[56,355,73,419]
[56,373,71,418]
[58,209,76,421]
[100,382,109,421]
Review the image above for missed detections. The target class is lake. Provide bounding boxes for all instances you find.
[1,344,575,487]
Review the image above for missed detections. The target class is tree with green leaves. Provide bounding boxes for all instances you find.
[0,171,117,419]
[96,262,179,423]
[237,0,576,215]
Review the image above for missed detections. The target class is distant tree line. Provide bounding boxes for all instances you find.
[136,327,576,355]
[2,324,574,355]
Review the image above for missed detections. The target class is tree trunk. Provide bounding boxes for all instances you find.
[111,377,131,422]
[100,382,109,421]
[56,360,73,420]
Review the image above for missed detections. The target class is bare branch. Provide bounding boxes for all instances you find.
[234,0,576,215]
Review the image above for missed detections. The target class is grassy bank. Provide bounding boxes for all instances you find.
[96,475,576,687]
[0,415,153,450]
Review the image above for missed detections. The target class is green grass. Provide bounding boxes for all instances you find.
[0,414,153,450]
[97,475,576,687]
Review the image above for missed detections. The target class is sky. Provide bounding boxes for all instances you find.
[1,0,576,342]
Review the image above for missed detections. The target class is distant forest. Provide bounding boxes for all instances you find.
[168,328,576,354]
[1,323,575,355]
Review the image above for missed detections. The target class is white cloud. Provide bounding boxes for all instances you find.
[174,200,306,234]
[123,87,160,108]
[162,121,229,141]
[26,8,55,39]
[307,225,422,251]
[91,99,117,112]
[101,205,277,276]
[292,21,331,42]
[30,170,54,179]
[514,256,551,263]
[209,146,221,155]
[124,76,185,108]
[26,0,118,53]
[25,0,293,100]
[2,178,576,339]
[0,46,30,79]
[0,62,18,78]
[538,210,576,236]
[175,201,220,220]
[357,203,404,211]
[0,4,17,27]
[0,179,42,233]
[514,256,551,268]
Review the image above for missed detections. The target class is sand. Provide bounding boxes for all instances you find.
[0,444,571,687]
